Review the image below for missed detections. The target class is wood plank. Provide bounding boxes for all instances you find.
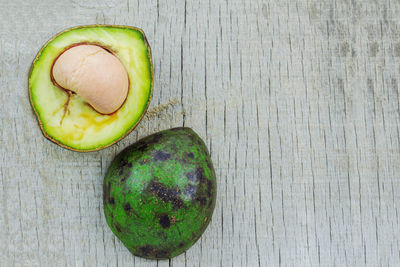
[0,0,399,266]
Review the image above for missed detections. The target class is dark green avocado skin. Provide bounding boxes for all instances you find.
[103,127,216,259]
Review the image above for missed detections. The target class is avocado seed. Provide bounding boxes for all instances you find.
[52,44,129,114]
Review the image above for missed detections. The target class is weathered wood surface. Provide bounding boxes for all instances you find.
[1,0,400,266]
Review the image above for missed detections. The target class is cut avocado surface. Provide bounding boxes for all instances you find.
[29,25,153,151]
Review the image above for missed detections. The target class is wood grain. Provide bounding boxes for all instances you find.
[1,0,399,266]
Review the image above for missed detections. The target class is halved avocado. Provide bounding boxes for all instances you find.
[29,25,153,151]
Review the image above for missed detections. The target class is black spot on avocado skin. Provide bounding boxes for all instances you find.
[207,198,214,209]
[115,222,122,233]
[149,132,163,143]
[195,196,207,206]
[155,250,169,258]
[197,139,203,146]
[120,172,130,183]
[187,168,205,183]
[136,142,148,152]
[159,214,171,228]
[184,184,197,198]
[197,168,207,182]
[138,245,170,259]
[123,203,143,219]
[206,180,213,197]
[120,159,128,168]
[124,203,132,212]
[136,132,164,153]
[147,180,184,210]
[186,172,197,182]
[119,161,132,176]
[139,245,154,257]
[153,150,171,161]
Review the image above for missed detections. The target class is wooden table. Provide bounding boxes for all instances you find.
[1,0,399,266]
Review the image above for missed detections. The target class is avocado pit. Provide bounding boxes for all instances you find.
[51,44,129,114]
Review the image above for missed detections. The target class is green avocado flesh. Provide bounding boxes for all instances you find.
[103,127,216,259]
[29,25,152,151]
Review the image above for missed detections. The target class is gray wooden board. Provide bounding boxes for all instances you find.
[0,0,399,266]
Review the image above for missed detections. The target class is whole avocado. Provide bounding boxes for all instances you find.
[103,127,216,259]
